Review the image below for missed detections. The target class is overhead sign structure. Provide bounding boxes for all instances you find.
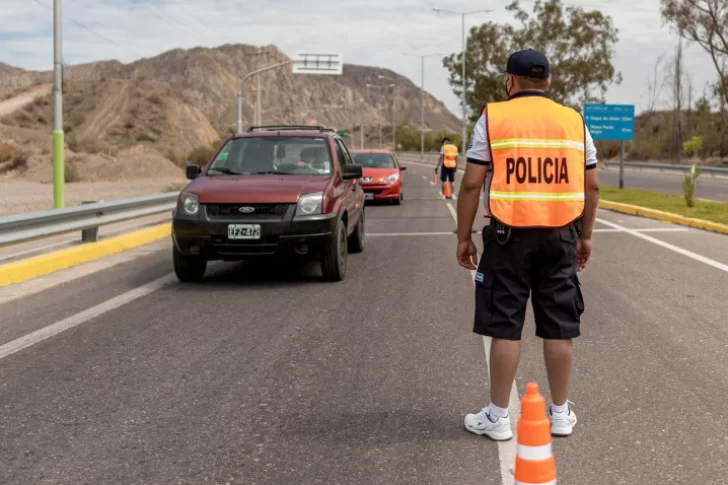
[292,52,343,75]
[583,103,636,189]
[583,103,635,141]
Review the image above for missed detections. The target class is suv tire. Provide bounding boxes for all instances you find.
[173,245,207,282]
[321,218,347,281]
[348,210,365,253]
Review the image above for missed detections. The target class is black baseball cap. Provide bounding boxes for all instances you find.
[504,49,550,79]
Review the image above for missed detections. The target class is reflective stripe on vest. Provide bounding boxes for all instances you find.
[485,96,585,228]
[443,144,458,168]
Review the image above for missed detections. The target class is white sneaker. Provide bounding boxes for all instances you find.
[549,402,577,436]
[464,408,514,441]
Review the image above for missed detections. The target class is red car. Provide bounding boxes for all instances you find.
[172,125,365,282]
[351,150,407,204]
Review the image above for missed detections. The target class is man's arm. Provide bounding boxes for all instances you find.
[582,124,599,239]
[457,113,489,242]
[581,169,599,239]
[457,163,487,242]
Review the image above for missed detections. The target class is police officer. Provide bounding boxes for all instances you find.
[435,137,458,199]
[455,49,600,440]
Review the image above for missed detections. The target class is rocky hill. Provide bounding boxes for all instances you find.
[0,44,459,183]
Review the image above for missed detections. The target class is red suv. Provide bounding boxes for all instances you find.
[172,125,365,282]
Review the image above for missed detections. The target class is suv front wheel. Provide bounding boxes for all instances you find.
[173,245,207,282]
[321,218,347,281]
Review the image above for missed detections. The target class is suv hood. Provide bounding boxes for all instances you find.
[188,175,329,204]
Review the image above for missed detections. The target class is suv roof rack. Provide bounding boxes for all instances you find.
[247,125,336,133]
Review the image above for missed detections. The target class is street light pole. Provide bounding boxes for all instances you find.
[237,60,293,133]
[378,75,397,152]
[403,52,443,163]
[52,0,64,208]
[461,12,466,158]
[432,6,492,158]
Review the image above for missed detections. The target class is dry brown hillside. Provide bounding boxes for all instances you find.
[0,44,459,133]
[0,44,459,183]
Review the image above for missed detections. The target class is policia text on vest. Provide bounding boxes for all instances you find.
[505,156,570,185]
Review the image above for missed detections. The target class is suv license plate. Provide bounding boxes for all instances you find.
[228,224,261,240]
[365,193,374,200]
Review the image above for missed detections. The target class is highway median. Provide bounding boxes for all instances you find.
[600,186,728,235]
[0,223,171,286]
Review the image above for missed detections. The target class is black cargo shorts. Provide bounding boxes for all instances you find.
[473,223,585,340]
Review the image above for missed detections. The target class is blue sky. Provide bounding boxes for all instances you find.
[0,0,720,117]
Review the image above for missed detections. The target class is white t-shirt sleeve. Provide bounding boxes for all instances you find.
[439,147,444,155]
[465,113,490,162]
[584,124,598,168]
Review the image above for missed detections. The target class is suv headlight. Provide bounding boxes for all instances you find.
[179,192,199,215]
[296,192,323,216]
[381,173,400,184]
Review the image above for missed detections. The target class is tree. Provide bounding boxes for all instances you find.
[442,0,622,119]
[645,54,668,133]
[661,0,728,106]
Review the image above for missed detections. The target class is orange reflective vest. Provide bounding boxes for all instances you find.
[485,95,585,228]
[442,143,458,168]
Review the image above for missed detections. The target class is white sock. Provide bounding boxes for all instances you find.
[550,401,569,414]
[487,403,509,421]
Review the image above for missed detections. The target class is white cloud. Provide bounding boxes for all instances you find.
[0,0,719,116]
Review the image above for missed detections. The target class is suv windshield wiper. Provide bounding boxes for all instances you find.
[247,170,291,175]
[207,167,242,175]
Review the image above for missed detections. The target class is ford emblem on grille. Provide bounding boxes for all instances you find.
[238,206,255,213]
[363,177,373,182]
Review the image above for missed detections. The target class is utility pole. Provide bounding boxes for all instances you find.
[53,0,64,208]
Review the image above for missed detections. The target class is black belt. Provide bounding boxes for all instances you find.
[488,218,582,246]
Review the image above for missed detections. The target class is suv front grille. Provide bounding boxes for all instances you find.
[206,203,290,219]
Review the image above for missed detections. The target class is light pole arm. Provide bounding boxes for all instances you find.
[237,60,293,133]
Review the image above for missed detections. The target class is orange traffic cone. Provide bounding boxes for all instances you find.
[444,182,452,199]
[514,382,557,485]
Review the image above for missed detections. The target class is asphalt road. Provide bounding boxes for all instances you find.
[1,165,727,484]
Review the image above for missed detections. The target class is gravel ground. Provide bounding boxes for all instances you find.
[0,178,186,216]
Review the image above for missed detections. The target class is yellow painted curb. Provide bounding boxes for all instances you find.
[600,200,728,235]
[0,223,172,287]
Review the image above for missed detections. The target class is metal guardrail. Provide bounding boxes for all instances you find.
[396,151,728,176]
[0,192,179,248]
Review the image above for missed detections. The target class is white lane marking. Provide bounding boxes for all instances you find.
[596,217,728,274]
[368,232,455,236]
[421,175,427,180]
[446,200,517,485]
[366,228,689,237]
[429,181,436,186]
[0,273,176,360]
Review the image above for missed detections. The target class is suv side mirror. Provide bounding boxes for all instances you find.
[342,164,362,180]
[186,164,202,180]
[399,165,407,171]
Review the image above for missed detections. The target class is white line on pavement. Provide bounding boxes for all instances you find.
[596,218,728,273]
[366,228,689,237]
[0,273,176,361]
[446,201,518,485]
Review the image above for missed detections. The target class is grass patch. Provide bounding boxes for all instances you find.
[600,186,728,225]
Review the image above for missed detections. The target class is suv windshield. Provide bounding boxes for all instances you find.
[352,153,396,168]
[206,136,332,176]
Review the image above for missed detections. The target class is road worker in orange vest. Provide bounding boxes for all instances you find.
[435,137,458,199]
[456,49,600,441]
